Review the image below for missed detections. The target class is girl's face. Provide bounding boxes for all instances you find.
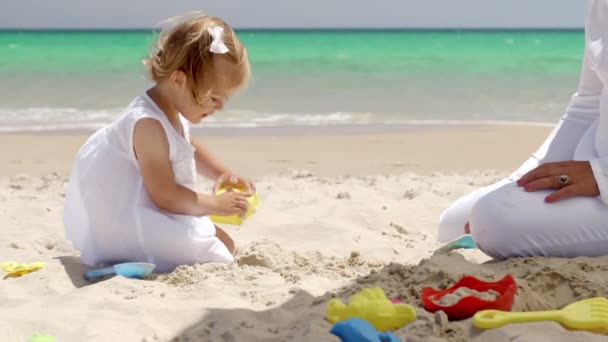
[170,57,237,124]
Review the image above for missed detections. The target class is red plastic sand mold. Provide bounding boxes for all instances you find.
[421,274,518,320]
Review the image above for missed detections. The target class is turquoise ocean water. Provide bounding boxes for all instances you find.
[0,30,585,132]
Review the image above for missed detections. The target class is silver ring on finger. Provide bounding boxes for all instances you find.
[558,174,570,187]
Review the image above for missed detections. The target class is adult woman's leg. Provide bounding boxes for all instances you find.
[470,182,608,259]
[437,179,512,242]
[438,109,596,243]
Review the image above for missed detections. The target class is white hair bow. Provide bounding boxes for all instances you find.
[207,26,229,54]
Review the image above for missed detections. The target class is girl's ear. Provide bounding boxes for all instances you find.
[170,70,188,88]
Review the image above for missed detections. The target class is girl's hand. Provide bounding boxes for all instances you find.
[517,161,600,203]
[214,171,256,195]
[212,191,250,216]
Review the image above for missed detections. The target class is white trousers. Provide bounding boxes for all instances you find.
[438,118,608,259]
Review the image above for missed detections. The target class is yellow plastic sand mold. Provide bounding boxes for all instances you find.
[209,187,260,225]
[474,297,608,334]
[0,261,46,277]
[326,286,417,332]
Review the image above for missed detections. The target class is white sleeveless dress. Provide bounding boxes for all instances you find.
[64,93,234,272]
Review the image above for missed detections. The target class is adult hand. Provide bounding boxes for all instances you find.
[516,161,599,203]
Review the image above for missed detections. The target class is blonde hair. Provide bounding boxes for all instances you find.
[143,13,250,104]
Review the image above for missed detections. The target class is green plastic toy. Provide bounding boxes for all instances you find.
[28,334,56,342]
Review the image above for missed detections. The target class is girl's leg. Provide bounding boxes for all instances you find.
[470,182,608,259]
[215,225,236,255]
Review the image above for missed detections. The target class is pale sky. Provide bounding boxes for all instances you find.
[2,0,586,29]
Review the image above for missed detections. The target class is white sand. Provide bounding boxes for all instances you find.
[433,288,500,307]
[1,127,607,341]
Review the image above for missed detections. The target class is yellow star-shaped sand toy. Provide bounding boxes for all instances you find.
[326,286,417,331]
[1,261,46,277]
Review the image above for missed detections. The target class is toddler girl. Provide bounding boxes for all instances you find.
[64,14,254,272]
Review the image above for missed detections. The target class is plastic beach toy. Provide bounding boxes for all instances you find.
[84,262,156,280]
[474,297,608,334]
[326,287,417,331]
[434,234,476,255]
[331,318,402,342]
[422,275,517,320]
[209,187,260,225]
[0,261,46,277]
[28,334,56,342]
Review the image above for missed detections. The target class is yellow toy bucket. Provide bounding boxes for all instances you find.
[209,187,260,225]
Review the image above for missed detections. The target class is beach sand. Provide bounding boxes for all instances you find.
[2,124,608,342]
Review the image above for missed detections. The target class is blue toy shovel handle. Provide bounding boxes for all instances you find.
[84,266,116,280]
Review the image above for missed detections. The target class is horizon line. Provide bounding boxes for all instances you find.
[0,27,585,33]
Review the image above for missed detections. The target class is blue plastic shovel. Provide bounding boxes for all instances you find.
[330,318,401,342]
[434,234,477,255]
[84,262,156,280]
